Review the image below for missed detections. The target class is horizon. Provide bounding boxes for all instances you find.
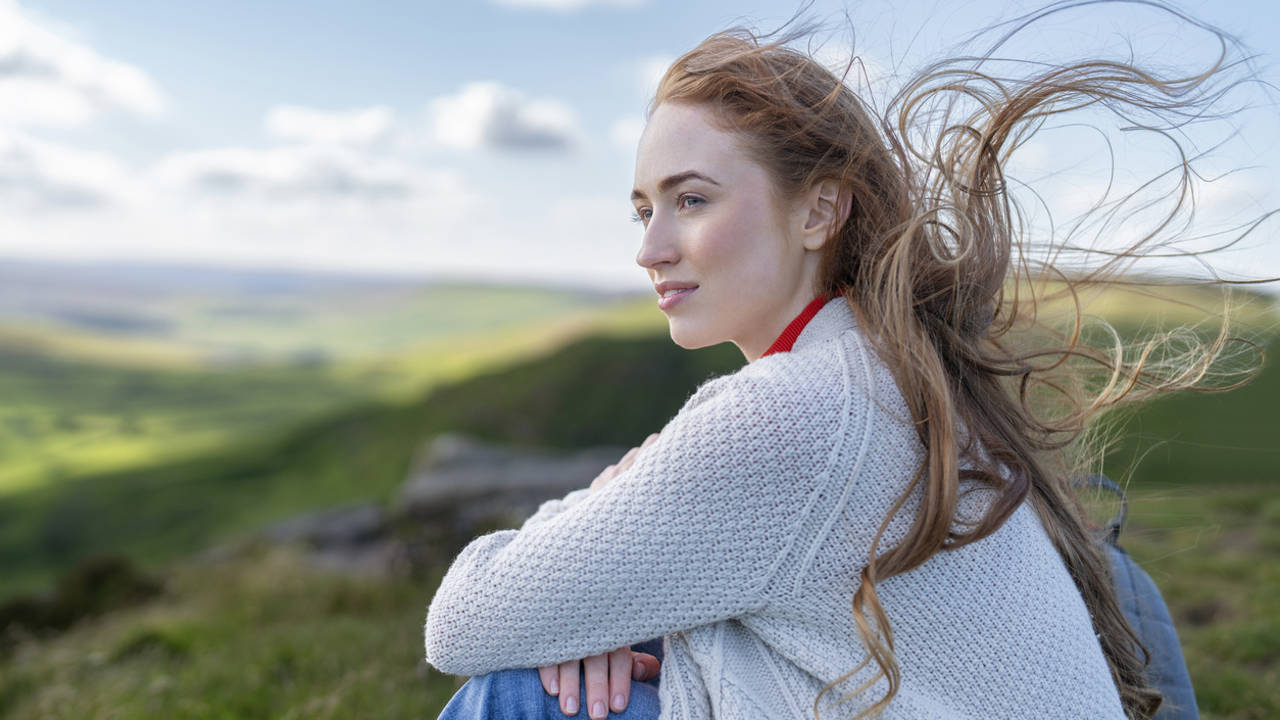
[3,255,1276,303]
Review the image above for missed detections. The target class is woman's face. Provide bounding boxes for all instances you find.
[631,101,820,362]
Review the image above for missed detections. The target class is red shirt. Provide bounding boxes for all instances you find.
[760,292,834,358]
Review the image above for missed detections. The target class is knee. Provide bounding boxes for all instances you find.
[439,667,549,720]
[474,666,545,693]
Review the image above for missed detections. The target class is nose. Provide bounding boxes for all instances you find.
[634,217,679,272]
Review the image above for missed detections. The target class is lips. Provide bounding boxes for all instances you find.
[654,281,699,296]
[657,285,697,310]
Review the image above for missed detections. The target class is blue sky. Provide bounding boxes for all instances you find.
[1,0,1277,291]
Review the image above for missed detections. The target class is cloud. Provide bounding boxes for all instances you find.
[0,0,164,128]
[264,104,396,147]
[0,126,134,211]
[0,140,484,275]
[489,0,645,11]
[150,145,452,204]
[429,81,581,152]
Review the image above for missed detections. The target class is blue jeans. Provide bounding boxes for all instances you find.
[437,637,664,719]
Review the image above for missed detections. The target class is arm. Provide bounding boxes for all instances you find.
[423,370,849,676]
[520,487,593,532]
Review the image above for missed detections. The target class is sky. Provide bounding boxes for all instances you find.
[1,0,1278,293]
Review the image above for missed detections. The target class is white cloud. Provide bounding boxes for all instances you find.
[0,126,136,211]
[0,138,484,278]
[489,0,645,11]
[429,81,581,152]
[0,0,164,128]
[264,104,396,147]
[150,144,454,204]
[0,77,96,127]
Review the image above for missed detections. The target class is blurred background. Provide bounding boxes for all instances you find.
[0,0,1276,717]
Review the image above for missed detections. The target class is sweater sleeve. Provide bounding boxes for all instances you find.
[423,369,848,676]
[519,487,593,532]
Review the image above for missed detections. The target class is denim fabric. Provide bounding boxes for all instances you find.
[437,639,664,719]
[1083,473,1199,719]
[1105,542,1200,720]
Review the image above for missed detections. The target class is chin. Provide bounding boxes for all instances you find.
[667,320,719,350]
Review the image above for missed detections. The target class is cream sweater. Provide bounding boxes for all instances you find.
[423,296,1126,719]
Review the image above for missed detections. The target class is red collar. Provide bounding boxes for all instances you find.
[760,292,833,358]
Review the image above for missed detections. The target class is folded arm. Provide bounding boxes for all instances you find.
[423,371,847,676]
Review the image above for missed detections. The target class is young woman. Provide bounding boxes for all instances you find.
[425,2,1269,718]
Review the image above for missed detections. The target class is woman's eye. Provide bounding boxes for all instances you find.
[679,195,703,209]
[630,208,651,224]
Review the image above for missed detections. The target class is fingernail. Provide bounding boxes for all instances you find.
[549,676,558,693]
[592,700,605,718]
[613,693,626,710]
[564,696,577,714]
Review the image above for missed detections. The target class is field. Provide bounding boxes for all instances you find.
[0,269,1276,719]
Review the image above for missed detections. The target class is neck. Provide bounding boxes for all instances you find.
[744,290,833,363]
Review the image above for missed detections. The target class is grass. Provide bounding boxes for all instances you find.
[0,544,462,719]
[1096,330,1280,719]
[1122,482,1280,719]
[0,347,365,494]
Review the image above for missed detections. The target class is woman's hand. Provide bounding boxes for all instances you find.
[589,433,659,494]
[538,646,661,717]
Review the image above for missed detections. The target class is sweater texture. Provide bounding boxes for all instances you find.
[423,295,1126,719]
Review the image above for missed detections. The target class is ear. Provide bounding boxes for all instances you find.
[799,178,852,251]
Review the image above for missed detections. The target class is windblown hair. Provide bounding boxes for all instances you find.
[649,1,1274,718]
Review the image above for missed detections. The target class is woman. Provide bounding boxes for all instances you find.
[425,2,1268,718]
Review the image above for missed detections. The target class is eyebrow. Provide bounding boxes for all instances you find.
[631,171,720,202]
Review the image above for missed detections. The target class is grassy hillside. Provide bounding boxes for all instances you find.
[0,286,662,495]
[0,281,1275,718]
[0,347,361,494]
[0,327,738,599]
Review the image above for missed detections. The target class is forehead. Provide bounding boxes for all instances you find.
[634,102,752,187]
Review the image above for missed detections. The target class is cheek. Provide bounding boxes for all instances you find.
[699,208,781,280]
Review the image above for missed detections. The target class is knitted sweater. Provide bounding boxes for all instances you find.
[423,295,1126,719]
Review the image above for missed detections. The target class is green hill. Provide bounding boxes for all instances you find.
[0,279,1275,718]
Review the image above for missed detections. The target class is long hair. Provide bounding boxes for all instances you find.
[648,1,1273,717]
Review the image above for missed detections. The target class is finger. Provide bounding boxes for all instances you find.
[644,432,660,445]
[582,652,611,719]
[538,664,559,696]
[618,447,641,470]
[630,651,660,681]
[608,646,632,713]
[557,659,580,716]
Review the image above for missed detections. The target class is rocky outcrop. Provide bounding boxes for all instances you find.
[396,432,626,534]
[242,433,624,579]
